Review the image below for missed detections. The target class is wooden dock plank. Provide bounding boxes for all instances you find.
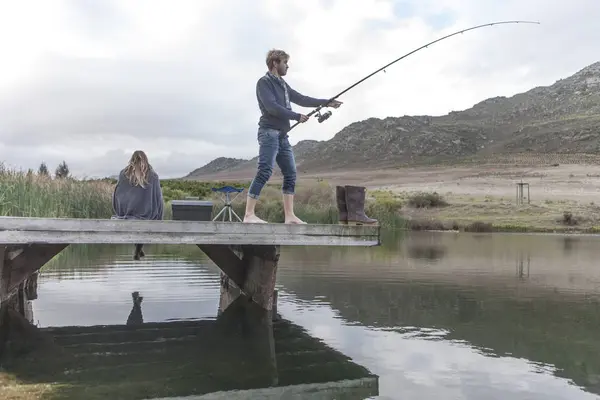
[0,216,380,246]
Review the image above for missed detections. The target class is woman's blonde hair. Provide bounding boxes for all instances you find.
[123,150,153,188]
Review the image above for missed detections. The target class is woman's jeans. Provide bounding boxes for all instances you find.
[248,127,296,199]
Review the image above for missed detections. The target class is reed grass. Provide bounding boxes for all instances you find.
[0,164,406,229]
[0,164,113,218]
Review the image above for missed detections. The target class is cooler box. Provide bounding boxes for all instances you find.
[171,199,213,221]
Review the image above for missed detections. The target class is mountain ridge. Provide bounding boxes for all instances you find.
[185,61,600,179]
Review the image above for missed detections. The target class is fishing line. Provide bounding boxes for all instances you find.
[287,20,541,132]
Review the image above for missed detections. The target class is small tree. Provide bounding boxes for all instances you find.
[55,160,70,179]
[38,162,49,176]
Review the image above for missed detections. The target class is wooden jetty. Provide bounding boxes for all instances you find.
[0,274,380,399]
[0,216,380,312]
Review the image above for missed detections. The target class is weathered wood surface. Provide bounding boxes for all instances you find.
[0,216,380,246]
[1,243,67,303]
[204,244,280,312]
[237,245,279,310]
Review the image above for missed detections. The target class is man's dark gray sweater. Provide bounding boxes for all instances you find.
[256,72,329,133]
[112,169,164,220]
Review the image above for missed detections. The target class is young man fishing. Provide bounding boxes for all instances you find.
[243,49,342,224]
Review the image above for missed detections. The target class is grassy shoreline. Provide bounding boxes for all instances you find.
[393,190,600,234]
[1,164,599,234]
[407,219,600,234]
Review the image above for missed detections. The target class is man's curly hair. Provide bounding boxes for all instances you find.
[265,49,289,70]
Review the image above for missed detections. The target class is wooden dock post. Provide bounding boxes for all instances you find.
[200,244,280,312]
[214,244,281,319]
[0,217,380,312]
[1,244,62,304]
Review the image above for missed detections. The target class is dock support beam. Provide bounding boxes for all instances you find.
[1,244,67,304]
[199,244,279,313]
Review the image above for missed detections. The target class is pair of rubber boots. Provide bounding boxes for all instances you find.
[336,185,378,225]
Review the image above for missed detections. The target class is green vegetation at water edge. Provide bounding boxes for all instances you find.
[0,165,113,218]
[0,165,406,229]
[5,162,597,233]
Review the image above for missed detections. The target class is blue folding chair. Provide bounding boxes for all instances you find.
[211,186,245,222]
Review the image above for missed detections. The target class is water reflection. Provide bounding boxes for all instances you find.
[516,251,531,280]
[0,245,378,400]
[126,291,144,326]
[2,230,600,399]
[406,245,447,261]
[278,231,600,398]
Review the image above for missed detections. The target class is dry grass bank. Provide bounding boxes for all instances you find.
[384,190,600,233]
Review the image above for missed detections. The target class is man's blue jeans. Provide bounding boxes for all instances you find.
[248,127,296,199]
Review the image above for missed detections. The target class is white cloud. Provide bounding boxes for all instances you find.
[0,0,598,178]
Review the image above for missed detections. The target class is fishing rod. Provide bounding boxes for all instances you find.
[287,20,540,132]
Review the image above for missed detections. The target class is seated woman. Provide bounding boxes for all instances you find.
[112,150,164,260]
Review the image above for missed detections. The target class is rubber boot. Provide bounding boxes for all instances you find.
[345,185,378,225]
[336,186,348,224]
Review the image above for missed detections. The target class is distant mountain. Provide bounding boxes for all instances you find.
[185,61,600,179]
[185,157,248,177]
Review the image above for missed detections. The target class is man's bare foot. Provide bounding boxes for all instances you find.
[284,215,307,224]
[243,214,268,223]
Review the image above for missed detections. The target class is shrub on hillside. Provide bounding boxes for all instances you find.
[407,192,448,208]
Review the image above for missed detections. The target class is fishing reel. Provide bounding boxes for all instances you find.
[315,109,332,123]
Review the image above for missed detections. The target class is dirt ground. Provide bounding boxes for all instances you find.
[306,164,600,202]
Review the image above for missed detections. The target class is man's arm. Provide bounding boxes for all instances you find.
[257,78,302,121]
[287,84,329,108]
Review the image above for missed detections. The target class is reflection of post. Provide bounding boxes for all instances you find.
[216,252,279,386]
[216,296,279,387]
[0,275,39,360]
[516,252,531,279]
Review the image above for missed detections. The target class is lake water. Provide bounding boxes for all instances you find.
[2,230,600,399]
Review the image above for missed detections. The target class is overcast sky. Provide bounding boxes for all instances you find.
[0,0,598,179]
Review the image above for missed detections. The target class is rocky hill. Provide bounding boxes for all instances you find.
[186,157,248,176]
[185,61,600,179]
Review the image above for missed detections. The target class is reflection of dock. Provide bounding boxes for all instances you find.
[0,216,380,312]
[0,282,379,399]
